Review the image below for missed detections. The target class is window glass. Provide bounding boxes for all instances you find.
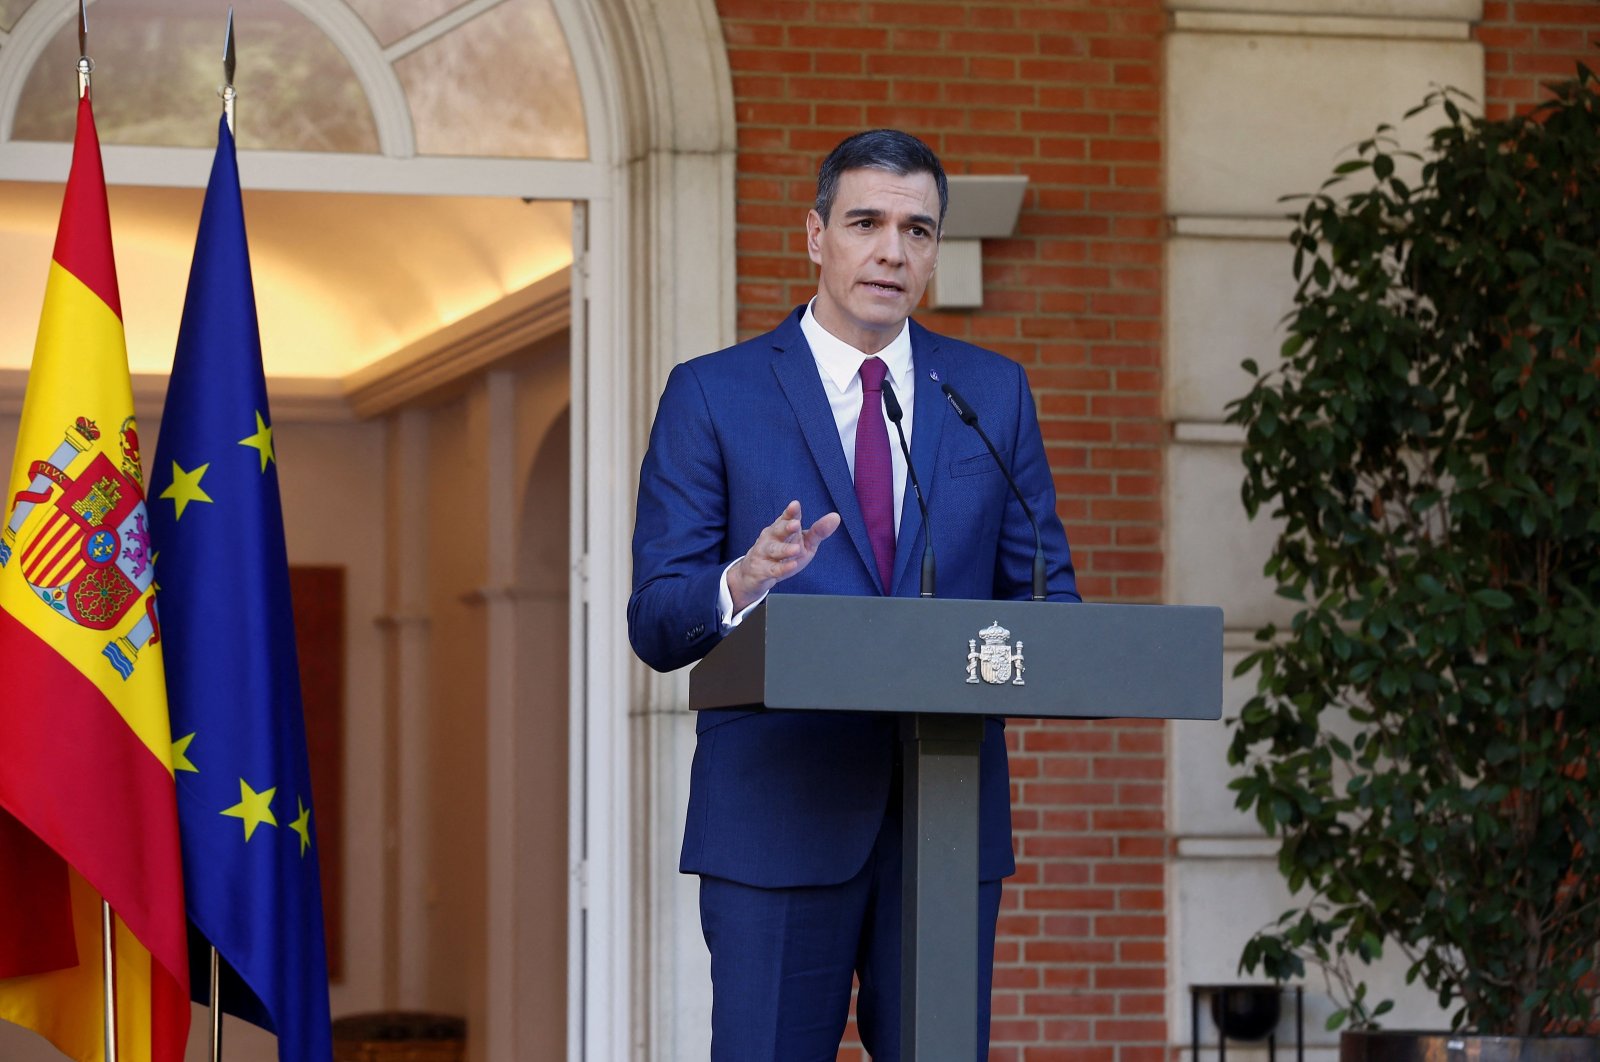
[13,0,379,153]
[0,0,29,33]
[343,0,471,48]
[394,0,586,159]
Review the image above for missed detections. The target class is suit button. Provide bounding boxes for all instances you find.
[686,623,705,641]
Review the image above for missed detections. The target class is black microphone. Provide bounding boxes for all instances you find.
[941,381,1047,601]
[881,379,935,598]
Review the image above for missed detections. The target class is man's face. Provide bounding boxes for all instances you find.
[806,167,941,355]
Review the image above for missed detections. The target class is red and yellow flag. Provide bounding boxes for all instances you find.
[0,96,189,1062]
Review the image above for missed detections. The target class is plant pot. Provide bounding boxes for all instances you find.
[1342,1031,1600,1062]
[1209,985,1284,1042]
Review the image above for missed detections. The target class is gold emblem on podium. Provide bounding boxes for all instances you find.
[966,621,1024,686]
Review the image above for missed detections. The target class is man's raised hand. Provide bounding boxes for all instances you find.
[726,500,841,613]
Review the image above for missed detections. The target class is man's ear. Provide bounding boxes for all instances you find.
[806,209,825,265]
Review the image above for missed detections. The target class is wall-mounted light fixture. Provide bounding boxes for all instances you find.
[928,174,1030,311]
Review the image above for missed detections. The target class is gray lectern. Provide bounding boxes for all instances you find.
[690,594,1223,1061]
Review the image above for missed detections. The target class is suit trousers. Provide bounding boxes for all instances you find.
[698,777,1003,1062]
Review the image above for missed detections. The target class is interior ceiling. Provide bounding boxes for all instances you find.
[0,183,573,379]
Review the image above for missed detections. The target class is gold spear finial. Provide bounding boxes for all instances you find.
[221,7,237,134]
[76,0,92,99]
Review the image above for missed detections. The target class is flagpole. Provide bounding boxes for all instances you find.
[196,14,236,1062]
[206,18,238,1062]
[83,6,118,1054]
[101,902,118,1062]
[210,947,224,1062]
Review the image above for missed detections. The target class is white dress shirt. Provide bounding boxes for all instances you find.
[718,301,916,627]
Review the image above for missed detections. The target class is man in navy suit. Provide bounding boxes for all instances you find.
[629,129,1079,1060]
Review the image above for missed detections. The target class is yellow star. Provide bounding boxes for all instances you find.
[171,733,198,773]
[159,461,213,520]
[289,798,312,857]
[221,779,277,841]
[238,411,275,472]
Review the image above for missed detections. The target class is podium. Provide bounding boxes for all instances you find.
[690,594,1223,1061]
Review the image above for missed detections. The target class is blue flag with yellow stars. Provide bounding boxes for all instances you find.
[148,115,333,1062]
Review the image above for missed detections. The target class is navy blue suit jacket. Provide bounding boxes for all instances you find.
[628,308,1079,888]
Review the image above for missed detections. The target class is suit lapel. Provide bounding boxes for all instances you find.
[769,317,884,592]
[891,321,948,595]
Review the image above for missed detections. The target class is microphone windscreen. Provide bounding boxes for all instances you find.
[941,382,979,425]
[882,379,905,423]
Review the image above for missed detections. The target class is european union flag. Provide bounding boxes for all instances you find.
[149,115,332,1062]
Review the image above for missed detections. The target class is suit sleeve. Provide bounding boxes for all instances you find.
[994,363,1082,603]
[627,361,734,672]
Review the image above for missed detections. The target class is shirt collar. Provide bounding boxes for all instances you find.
[801,298,914,395]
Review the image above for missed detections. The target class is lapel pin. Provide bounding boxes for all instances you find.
[929,369,940,382]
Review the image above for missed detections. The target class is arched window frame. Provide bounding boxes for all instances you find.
[0,0,603,195]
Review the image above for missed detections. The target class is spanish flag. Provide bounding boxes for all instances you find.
[0,96,190,1062]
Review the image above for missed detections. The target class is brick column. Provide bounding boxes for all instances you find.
[715,0,1169,1055]
[1479,0,1600,118]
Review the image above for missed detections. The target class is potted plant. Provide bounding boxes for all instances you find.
[1224,64,1600,1060]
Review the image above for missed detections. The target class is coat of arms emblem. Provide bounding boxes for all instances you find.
[1,416,160,679]
[966,620,1024,686]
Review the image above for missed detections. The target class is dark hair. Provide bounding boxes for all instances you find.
[814,129,948,229]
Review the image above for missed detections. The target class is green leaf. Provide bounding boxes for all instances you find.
[1472,589,1513,609]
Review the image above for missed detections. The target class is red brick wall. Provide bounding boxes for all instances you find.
[995,717,1168,1062]
[714,0,1168,1057]
[1479,0,1600,118]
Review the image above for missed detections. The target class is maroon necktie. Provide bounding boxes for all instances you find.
[855,357,896,593]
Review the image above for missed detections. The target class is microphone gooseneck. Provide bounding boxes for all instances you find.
[940,381,1047,601]
[882,379,935,597]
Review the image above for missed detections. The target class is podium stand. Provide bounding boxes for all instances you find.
[690,595,1223,1061]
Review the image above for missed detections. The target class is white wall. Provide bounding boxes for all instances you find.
[1162,0,1483,1051]
[377,342,572,1062]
